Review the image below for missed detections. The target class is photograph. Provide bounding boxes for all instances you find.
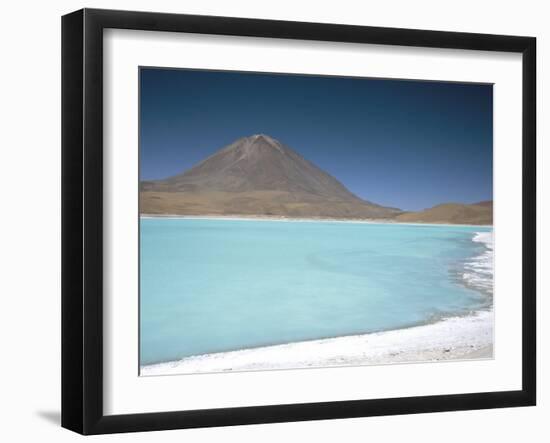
[138,68,494,376]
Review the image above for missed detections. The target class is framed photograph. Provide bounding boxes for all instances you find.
[61,8,536,435]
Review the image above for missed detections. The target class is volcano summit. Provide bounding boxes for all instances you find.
[140,134,401,219]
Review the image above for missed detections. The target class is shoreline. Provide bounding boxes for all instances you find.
[141,309,494,376]
[140,213,493,228]
[140,222,494,377]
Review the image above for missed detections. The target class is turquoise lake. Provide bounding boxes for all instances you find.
[140,218,492,365]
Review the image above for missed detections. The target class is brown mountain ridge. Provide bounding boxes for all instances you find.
[140,134,492,225]
[395,201,493,225]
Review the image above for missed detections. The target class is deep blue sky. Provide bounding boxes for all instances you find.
[140,68,492,211]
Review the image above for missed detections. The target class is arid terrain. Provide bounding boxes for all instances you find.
[140,134,492,225]
[396,201,493,225]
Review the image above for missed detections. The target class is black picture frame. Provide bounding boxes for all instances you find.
[61,8,536,435]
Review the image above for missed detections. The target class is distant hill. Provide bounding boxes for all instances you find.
[395,201,493,225]
[140,134,401,219]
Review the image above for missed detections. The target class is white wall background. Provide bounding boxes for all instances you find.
[0,0,546,441]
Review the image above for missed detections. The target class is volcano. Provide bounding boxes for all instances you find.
[140,134,401,218]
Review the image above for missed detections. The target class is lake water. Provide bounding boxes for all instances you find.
[140,218,493,366]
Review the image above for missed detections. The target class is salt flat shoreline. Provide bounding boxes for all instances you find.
[140,213,492,228]
[140,219,493,376]
[141,309,493,376]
